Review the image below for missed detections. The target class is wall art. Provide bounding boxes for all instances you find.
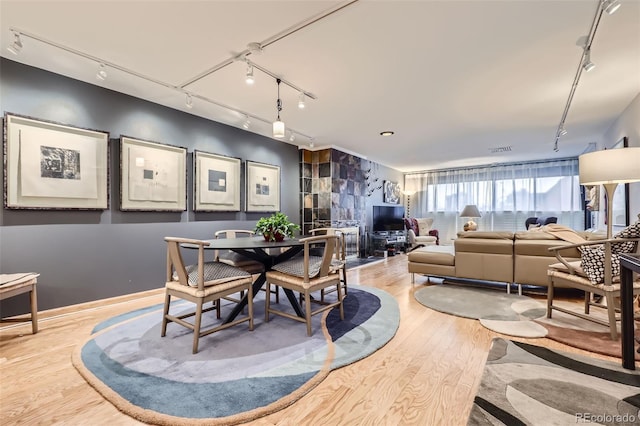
[246,160,280,212]
[120,136,187,211]
[4,113,109,210]
[193,150,241,212]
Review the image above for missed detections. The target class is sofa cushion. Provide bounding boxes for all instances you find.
[514,239,580,258]
[457,231,514,240]
[455,237,513,255]
[408,247,455,266]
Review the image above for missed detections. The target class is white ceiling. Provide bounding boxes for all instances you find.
[1,0,638,172]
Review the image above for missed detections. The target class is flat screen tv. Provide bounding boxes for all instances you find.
[372,205,405,232]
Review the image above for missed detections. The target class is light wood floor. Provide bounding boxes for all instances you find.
[0,254,624,425]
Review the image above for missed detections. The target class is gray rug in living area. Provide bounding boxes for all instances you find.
[414,285,548,338]
[72,285,399,426]
[467,338,640,425]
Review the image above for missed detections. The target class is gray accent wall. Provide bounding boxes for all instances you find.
[0,58,300,315]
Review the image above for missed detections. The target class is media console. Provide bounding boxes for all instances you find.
[371,230,407,257]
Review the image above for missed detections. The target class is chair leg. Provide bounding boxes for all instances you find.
[192,300,204,354]
[247,285,254,331]
[546,279,554,319]
[584,291,591,314]
[161,293,171,337]
[342,268,348,296]
[30,285,38,334]
[265,282,271,322]
[337,283,344,321]
[304,290,312,336]
[604,291,618,340]
[215,298,221,319]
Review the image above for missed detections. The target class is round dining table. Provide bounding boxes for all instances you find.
[182,236,305,324]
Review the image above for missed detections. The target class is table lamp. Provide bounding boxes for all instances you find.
[579,147,640,238]
[460,204,481,231]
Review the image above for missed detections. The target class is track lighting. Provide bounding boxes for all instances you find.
[309,139,315,148]
[582,48,595,72]
[96,63,107,80]
[185,93,193,109]
[273,79,285,138]
[242,116,251,129]
[603,0,621,15]
[298,92,306,109]
[289,132,296,142]
[560,127,567,136]
[7,32,22,55]
[245,62,255,85]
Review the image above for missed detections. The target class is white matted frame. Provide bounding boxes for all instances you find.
[246,160,280,212]
[194,150,241,212]
[120,136,187,211]
[3,113,109,210]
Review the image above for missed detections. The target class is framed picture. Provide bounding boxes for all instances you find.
[120,136,187,211]
[193,150,241,212]
[3,113,109,210]
[608,136,630,227]
[383,180,401,204]
[246,161,280,212]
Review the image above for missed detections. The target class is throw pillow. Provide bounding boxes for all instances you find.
[581,245,621,284]
[612,220,640,254]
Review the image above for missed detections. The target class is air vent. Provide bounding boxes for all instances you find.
[489,146,512,153]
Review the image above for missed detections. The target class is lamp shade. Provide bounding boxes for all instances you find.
[579,147,640,185]
[460,204,481,218]
[273,120,285,138]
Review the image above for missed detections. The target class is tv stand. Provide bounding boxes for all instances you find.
[371,230,406,257]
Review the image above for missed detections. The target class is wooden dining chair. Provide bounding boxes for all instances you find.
[161,237,254,354]
[265,234,344,336]
[215,229,279,305]
[309,228,348,302]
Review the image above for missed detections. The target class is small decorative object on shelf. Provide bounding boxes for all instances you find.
[255,212,300,242]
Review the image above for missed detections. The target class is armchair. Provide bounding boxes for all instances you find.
[525,216,558,230]
[405,217,439,250]
[547,236,640,340]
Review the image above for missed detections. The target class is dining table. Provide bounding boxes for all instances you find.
[182,236,305,324]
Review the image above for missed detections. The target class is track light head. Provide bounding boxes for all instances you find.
[560,127,568,136]
[603,0,621,15]
[185,93,193,109]
[245,63,255,85]
[273,78,285,138]
[582,49,595,72]
[7,32,22,55]
[289,132,296,142]
[242,116,250,129]
[298,92,305,109]
[96,63,107,80]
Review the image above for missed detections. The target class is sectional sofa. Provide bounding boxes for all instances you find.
[407,228,606,293]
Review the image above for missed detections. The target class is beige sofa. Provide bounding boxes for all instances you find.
[408,229,606,293]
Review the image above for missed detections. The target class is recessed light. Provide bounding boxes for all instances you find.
[380,131,394,136]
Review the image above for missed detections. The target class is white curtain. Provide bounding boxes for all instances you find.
[404,159,583,242]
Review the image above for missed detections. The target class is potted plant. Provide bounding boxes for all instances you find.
[255,212,301,242]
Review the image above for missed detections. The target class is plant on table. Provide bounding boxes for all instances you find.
[255,212,300,242]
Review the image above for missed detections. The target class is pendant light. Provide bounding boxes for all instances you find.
[273,78,285,138]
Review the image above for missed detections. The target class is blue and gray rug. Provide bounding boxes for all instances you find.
[72,285,399,425]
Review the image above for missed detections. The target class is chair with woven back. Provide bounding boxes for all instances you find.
[547,228,640,340]
[309,228,348,302]
[161,237,254,354]
[215,229,280,305]
[265,234,344,336]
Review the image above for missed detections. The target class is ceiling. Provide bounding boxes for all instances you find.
[1,0,638,172]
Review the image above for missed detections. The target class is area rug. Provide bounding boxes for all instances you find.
[467,338,640,425]
[535,301,640,361]
[414,285,548,338]
[72,285,399,425]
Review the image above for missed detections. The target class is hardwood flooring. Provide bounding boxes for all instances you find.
[0,254,624,425]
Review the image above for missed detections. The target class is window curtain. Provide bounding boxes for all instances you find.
[404,158,583,242]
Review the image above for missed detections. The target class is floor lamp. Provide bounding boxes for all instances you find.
[579,147,640,239]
